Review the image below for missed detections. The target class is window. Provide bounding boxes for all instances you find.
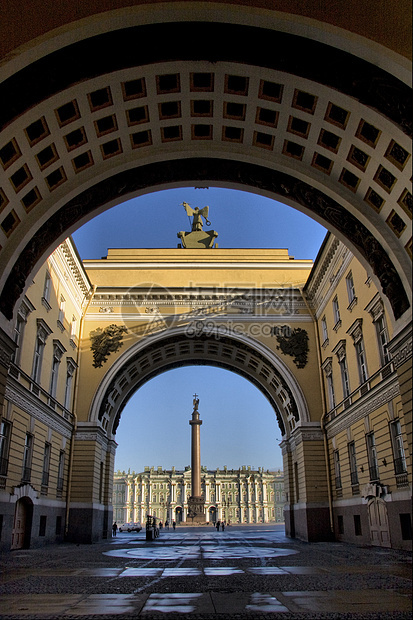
[55,516,62,536]
[70,316,77,342]
[64,359,77,409]
[333,450,342,489]
[327,374,336,409]
[58,296,65,329]
[390,419,407,474]
[348,441,359,486]
[348,320,368,385]
[12,297,34,364]
[0,419,11,477]
[322,358,335,410]
[22,433,33,482]
[332,296,341,329]
[42,271,52,309]
[49,340,66,399]
[346,272,356,306]
[41,442,51,488]
[400,514,412,540]
[31,319,52,384]
[321,316,328,344]
[354,514,362,536]
[32,335,45,383]
[57,451,65,493]
[366,432,379,481]
[39,515,47,536]
[339,356,351,398]
[376,314,391,365]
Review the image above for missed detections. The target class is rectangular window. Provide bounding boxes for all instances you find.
[376,314,391,365]
[348,441,359,485]
[339,357,351,398]
[346,272,356,304]
[321,316,328,343]
[0,420,11,477]
[333,296,341,328]
[400,514,412,540]
[22,433,33,482]
[39,515,47,536]
[32,336,45,383]
[41,442,51,487]
[43,271,52,303]
[333,450,342,489]
[12,314,25,364]
[390,419,407,474]
[354,514,362,536]
[327,373,336,409]
[337,515,344,534]
[355,338,368,384]
[55,515,62,535]
[49,354,60,398]
[57,451,65,492]
[58,296,65,327]
[366,432,379,481]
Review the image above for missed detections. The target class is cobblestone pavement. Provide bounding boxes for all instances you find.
[0,524,411,619]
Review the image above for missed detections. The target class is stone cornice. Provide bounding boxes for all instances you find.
[388,325,412,369]
[5,376,73,439]
[325,374,400,438]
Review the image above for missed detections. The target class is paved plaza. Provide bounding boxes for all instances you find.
[0,524,411,618]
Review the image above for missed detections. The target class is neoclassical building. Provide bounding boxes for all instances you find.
[0,228,410,551]
[113,467,285,525]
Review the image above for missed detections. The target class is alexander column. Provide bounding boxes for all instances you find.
[187,394,206,523]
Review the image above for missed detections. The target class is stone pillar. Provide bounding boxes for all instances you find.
[187,394,206,523]
[189,396,202,497]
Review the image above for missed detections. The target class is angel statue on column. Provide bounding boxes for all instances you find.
[181,202,211,232]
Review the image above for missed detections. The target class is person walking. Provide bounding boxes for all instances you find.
[216,520,220,531]
[165,520,169,530]
[172,520,176,530]
[221,521,225,532]
[112,522,118,537]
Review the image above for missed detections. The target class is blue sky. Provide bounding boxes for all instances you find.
[72,187,327,473]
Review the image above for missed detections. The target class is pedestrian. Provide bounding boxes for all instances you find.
[112,521,118,537]
[172,520,176,530]
[159,521,163,530]
[165,520,169,530]
[216,520,220,531]
[221,521,225,531]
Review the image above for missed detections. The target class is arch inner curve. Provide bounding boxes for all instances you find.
[90,329,311,441]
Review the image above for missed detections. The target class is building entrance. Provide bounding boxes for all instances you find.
[11,498,33,550]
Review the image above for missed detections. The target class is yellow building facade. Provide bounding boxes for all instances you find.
[0,232,410,550]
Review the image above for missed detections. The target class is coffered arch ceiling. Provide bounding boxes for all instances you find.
[88,327,311,441]
[0,6,411,325]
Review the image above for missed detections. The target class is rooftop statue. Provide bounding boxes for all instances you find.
[181,202,211,231]
[178,202,218,249]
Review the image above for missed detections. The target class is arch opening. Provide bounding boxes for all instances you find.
[90,328,311,444]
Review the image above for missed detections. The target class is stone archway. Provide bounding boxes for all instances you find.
[0,1,411,547]
[0,7,411,331]
[89,327,311,442]
[68,325,328,543]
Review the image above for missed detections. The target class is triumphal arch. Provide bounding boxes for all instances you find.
[0,1,411,547]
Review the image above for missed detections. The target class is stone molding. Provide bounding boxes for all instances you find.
[388,326,412,369]
[5,378,73,439]
[325,377,400,438]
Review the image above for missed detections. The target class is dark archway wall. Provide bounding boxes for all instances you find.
[1,0,411,61]
[0,3,411,331]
